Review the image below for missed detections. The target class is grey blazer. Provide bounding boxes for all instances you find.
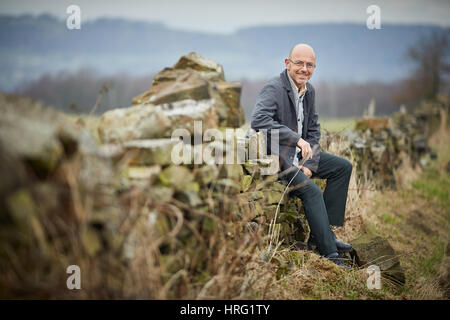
[250,69,321,173]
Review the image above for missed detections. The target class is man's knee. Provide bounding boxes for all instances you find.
[339,158,352,176]
[291,180,322,199]
[309,182,323,199]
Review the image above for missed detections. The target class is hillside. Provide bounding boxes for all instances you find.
[1,14,448,91]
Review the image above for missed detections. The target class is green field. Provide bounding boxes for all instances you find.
[239,118,356,137]
[320,118,356,133]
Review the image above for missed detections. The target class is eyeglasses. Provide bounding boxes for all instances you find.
[288,58,315,69]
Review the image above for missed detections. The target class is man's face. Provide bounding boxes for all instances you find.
[285,48,316,88]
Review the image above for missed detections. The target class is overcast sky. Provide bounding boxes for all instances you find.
[1,0,449,33]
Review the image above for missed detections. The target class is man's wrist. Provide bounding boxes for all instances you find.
[303,163,315,174]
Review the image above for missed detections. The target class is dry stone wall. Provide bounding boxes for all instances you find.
[342,98,448,188]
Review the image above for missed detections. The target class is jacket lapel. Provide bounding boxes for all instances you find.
[280,70,299,118]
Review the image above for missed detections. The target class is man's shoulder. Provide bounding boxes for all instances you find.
[265,74,284,89]
[257,76,284,99]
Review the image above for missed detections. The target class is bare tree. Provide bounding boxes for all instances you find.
[396,30,450,104]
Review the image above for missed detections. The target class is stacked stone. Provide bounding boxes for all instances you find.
[0,92,126,297]
[391,98,447,166]
[344,97,448,188]
[236,139,309,246]
[344,117,401,187]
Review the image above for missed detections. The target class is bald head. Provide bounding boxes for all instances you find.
[289,43,316,61]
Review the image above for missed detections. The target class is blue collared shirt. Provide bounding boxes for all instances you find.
[287,72,307,167]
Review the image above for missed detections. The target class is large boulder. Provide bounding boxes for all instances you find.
[215,81,245,127]
[123,139,181,166]
[0,93,103,178]
[132,71,210,106]
[152,68,191,86]
[98,103,170,143]
[152,63,222,86]
[162,99,219,136]
[350,234,406,285]
[158,165,196,192]
[98,99,219,143]
[0,114,64,175]
[173,52,225,81]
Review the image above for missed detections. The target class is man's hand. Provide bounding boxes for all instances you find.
[300,166,312,178]
[297,138,312,160]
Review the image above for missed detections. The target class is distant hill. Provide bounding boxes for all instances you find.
[1,14,448,92]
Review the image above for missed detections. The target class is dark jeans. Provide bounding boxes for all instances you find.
[280,152,353,256]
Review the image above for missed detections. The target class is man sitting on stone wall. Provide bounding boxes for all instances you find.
[251,44,353,268]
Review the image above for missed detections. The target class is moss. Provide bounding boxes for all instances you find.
[240,175,253,192]
[81,227,102,257]
[382,213,399,225]
[202,216,216,234]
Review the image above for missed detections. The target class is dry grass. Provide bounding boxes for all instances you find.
[236,123,450,300]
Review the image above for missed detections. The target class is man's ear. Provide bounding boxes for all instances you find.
[284,58,290,69]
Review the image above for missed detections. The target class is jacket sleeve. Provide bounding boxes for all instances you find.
[302,87,321,173]
[251,82,301,147]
